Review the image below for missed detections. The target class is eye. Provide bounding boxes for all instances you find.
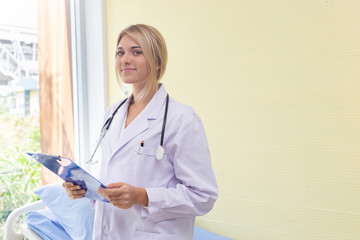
[133,51,143,56]
[116,51,124,56]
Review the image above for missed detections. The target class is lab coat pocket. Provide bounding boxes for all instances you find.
[133,146,157,161]
[134,231,176,240]
[133,145,171,187]
[139,146,156,156]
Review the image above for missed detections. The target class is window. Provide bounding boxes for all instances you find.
[0,0,107,236]
[0,0,40,235]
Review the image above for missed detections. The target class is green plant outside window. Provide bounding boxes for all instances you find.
[0,106,41,237]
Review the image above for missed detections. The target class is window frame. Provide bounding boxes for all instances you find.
[70,0,108,171]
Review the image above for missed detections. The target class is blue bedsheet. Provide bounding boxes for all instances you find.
[27,211,232,240]
[26,209,72,240]
[26,205,231,240]
[26,183,231,239]
[194,226,232,240]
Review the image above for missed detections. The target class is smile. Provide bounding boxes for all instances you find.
[122,68,136,72]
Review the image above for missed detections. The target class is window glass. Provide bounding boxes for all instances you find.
[0,0,41,236]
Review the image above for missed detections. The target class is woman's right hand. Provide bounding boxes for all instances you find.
[62,182,86,200]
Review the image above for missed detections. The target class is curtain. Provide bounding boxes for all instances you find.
[37,0,74,185]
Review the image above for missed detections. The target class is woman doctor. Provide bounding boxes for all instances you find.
[63,24,218,239]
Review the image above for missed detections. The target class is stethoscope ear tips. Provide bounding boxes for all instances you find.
[155,145,165,160]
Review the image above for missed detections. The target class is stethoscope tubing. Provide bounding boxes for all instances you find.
[87,94,169,164]
[87,98,128,164]
[160,94,169,147]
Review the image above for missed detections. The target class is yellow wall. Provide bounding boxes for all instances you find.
[105,1,360,239]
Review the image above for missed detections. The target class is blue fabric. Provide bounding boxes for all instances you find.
[33,183,95,240]
[26,209,72,240]
[193,226,233,240]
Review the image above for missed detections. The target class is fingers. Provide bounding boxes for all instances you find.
[98,183,124,199]
[63,182,80,190]
[106,182,125,189]
[98,184,134,209]
[97,187,119,200]
[62,182,86,200]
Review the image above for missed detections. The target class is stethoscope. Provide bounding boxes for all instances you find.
[86,94,169,164]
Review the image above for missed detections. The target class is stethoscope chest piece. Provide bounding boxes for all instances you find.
[155,145,165,160]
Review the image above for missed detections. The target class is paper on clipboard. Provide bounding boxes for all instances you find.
[27,152,109,203]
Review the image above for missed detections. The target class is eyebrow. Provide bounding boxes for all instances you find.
[117,46,142,50]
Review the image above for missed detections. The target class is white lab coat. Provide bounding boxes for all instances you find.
[92,85,218,240]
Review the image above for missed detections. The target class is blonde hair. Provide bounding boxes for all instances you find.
[115,24,168,102]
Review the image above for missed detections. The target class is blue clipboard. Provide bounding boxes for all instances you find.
[27,152,109,203]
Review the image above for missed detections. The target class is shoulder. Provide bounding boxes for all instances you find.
[105,98,128,118]
[168,97,201,123]
[166,97,208,144]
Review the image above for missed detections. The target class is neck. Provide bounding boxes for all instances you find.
[131,83,159,105]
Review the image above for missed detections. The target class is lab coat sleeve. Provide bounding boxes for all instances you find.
[143,112,218,222]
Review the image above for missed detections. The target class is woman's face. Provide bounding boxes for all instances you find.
[116,34,149,88]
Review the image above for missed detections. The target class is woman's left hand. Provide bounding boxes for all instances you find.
[97,182,148,209]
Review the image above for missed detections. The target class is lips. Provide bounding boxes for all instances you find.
[122,67,136,72]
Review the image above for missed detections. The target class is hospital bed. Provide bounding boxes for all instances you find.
[4,200,46,240]
[4,183,231,240]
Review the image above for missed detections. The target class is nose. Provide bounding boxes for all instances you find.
[121,52,131,65]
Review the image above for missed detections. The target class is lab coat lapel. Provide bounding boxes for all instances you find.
[107,98,130,159]
[109,85,168,160]
[114,111,149,154]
